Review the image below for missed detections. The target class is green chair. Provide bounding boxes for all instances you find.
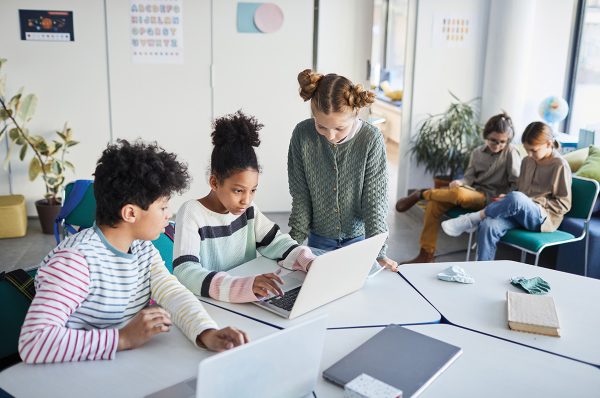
[446,207,476,261]
[499,176,600,269]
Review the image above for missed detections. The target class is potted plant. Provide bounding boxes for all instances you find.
[409,92,483,188]
[0,58,78,234]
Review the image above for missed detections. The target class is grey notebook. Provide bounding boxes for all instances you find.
[323,325,462,397]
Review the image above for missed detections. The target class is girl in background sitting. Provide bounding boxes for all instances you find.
[396,112,521,263]
[442,121,572,261]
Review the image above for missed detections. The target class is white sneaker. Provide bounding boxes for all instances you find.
[442,215,477,237]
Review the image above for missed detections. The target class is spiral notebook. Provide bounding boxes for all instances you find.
[323,325,462,397]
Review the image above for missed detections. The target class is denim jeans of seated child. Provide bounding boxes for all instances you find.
[476,191,545,261]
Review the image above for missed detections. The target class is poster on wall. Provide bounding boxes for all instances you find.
[19,10,74,42]
[130,0,184,64]
[431,13,477,49]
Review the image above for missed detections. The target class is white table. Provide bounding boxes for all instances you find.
[201,256,440,329]
[399,260,600,366]
[0,303,277,398]
[316,324,600,397]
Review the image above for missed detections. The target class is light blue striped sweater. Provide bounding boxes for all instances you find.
[173,200,314,303]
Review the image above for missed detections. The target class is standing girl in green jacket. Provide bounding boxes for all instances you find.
[287,69,397,271]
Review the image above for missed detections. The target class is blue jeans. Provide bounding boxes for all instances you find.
[477,191,545,261]
[307,232,365,256]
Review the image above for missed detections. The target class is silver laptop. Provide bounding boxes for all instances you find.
[253,233,388,319]
[146,315,327,398]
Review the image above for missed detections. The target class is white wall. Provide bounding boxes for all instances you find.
[522,0,575,135]
[0,0,111,215]
[212,0,314,212]
[398,0,491,195]
[0,0,313,215]
[481,0,575,136]
[481,0,536,133]
[105,0,213,214]
[317,0,373,85]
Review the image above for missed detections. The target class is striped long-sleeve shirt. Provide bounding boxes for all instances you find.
[18,225,218,364]
[173,200,315,303]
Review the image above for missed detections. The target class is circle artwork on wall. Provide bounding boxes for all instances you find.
[254,3,284,33]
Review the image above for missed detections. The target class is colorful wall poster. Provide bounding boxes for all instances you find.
[432,14,477,49]
[19,10,74,42]
[130,0,184,64]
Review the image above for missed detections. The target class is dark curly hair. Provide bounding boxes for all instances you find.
[210,110,262,182]
[94,139,191,227]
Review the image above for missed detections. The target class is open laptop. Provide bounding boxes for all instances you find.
[146,315,327,398]
[253,233,388,319]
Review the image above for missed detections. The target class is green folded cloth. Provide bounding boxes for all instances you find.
[510,276,550,295]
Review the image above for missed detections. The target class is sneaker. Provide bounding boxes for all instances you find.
[441,214,477,237]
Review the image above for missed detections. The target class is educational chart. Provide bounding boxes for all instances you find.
[130,0,184,64]
[19,10,74,42]
[432,13,476,49]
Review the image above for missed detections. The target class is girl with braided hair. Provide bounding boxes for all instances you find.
[288,69,398,272]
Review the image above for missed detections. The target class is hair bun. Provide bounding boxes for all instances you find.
[212,110,262,149]
[345,84,375,108]
[298,69,323,102]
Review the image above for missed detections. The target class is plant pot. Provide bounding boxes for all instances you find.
[433,176,451,189]
[35,199,61,235]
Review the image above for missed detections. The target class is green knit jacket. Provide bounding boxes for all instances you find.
[287,118,389,258]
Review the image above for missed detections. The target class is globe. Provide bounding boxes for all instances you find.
[538,96,569,124]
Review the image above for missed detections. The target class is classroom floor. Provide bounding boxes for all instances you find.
[0,206,554,274]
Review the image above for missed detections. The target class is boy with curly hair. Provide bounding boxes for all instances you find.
[19,140,248,364]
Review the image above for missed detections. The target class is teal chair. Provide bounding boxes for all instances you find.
[446,207,476,261]
[151,222,176,273]
[55,180,97,243]
[500,176,600,269]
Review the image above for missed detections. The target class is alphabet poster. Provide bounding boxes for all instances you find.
[432,13,477,49]
[130,0,184,64]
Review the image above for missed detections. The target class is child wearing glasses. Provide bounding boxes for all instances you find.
[442,121,571,261]
[396,112,521,264]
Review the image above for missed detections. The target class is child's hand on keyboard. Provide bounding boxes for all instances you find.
[253,272,284,299]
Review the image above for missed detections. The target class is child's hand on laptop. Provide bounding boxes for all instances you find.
[197,327,249,352]
[377,257,398,272]
[253,273,284,299]
[117,305,172,351]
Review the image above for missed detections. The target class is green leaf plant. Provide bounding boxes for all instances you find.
[409,92,483,181]
[0,58,78,205]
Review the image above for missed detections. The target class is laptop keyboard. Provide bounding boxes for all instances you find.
[268,286,301,311]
